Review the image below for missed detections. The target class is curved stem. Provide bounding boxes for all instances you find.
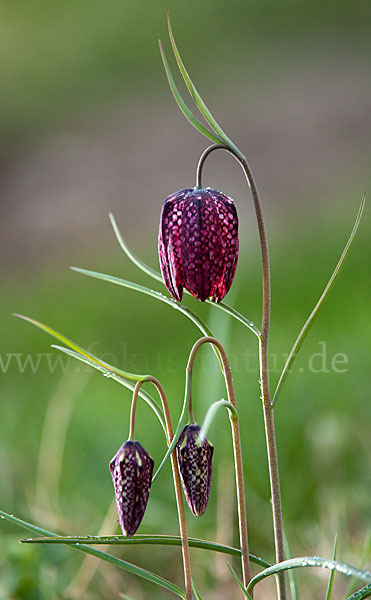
[197,145,286,600]
[187,336,251,592]
[136,377,192,600]
[128,381,141,440]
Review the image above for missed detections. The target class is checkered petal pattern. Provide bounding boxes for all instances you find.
[159,188,239,302]
[176,424,214,516]
[109,441,154,537]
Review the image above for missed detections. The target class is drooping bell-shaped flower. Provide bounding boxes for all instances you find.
[176,424,214,516]
[158,187,239,302]
[109,440,154,536]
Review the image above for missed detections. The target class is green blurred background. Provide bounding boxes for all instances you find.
[0,1,370,598]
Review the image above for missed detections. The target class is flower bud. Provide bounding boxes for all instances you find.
[158,187,239,302]
[109,440,154,536]
[176,424,214,516]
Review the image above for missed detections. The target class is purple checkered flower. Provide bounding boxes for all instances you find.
[176,424,214,516]
[158,187,239,302]
[109,440,154,537]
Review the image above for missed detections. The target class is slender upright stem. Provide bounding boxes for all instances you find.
[197,145,286,600]
[187,336,251,591]
[135,377,192,600]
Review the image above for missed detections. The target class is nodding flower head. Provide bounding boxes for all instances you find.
[176,424,214,516]
[158,187,239,303]
[109,440,154,537]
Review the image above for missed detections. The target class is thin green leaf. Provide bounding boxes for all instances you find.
[227,563,253,599]
[283,530,300,600]
[346,583,371,600]
[159,40,223,145]
[216,303,261,337]
[167,14,238,155]
[273,194,366,405]
[247,556,371,594]
[109,213,261,338]
[346,532,371,597]
[51,345,166,434]
[0,510,186,598]
[70,266,222,367]
[20,533,270,567]
[325,535,338,600]
[14,313,147,382]
[192,581,203,600]
[14,313,166,433]
[119,595,136,600]
[109,213,163,283]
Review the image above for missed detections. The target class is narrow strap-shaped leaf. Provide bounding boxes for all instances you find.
[109,213,261,338]
[109,213,163,283]
[51,345,166,434]
[14,314,147,382]
[227,563,254,599]
[272,194,366,406]
[346,583,371,600]
[14,314,166,433]
[19,533,270,567]
[325,535,338,600]
[167,14,238,155]
[283,529,300,600]
[159,40,223,145]
[70,267,222,370]
[346,532,371,597]
[247,556,371,594]
[71,267,213,338]
[0,510,186,598]
[192,581,203,600]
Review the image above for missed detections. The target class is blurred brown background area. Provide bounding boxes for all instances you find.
[0,0,370,272]
[1,2,370,599]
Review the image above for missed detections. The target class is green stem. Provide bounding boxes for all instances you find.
[197,144,286,600]
[128,381,141,440]
[187,336,251,592]
[135,377,192,600]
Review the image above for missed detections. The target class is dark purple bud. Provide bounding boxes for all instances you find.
[176,424,214,516]
[109,440,154,537]
[158,187,239,302]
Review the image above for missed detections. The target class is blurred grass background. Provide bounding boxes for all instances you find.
[0,1,370,598]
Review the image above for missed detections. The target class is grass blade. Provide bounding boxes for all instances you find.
[14,313,147,382]
[109,213,261,338]
[192,581,203,600]
[272,193,366,405]
[283,530,300,600]
[0,510,186,598]
[227,563,253,599]
[325,535,338,600]
[20,533,270,567]
[346,583,371,599]
[247,555,371,594]
[346,532,371,597]
[159,40,223,145]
